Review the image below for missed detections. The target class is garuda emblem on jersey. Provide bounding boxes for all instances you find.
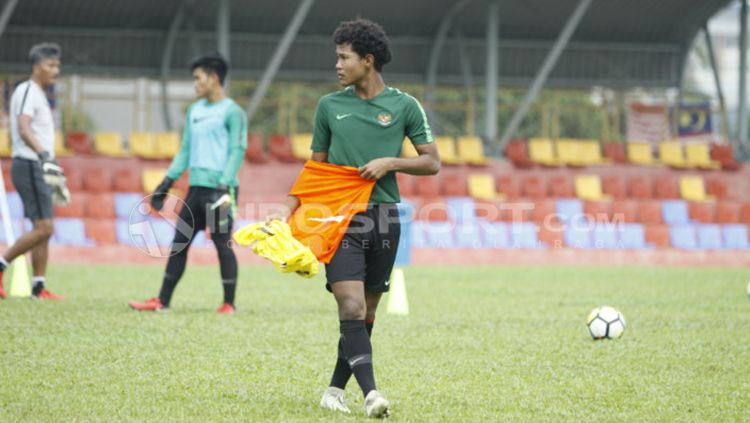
[377,111,392,126]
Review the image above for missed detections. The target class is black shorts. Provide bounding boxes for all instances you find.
[179,186,238,236]
[325,204,401,293]
[11,157,53,221]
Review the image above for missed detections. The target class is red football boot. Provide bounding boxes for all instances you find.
[0,270,6,299]
[217,303,235,314]
[34,288,65,301]
[128,297,166,311]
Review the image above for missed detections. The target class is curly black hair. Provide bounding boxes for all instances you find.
[333,18,392,72]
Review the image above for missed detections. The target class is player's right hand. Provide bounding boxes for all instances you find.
[150,177,174,211]
[38,151,66,184]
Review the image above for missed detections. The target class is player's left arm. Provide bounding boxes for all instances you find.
[359,96,440,180]
[219,105,248,187]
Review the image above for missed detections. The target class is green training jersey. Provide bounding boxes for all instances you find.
[311,85,434,203]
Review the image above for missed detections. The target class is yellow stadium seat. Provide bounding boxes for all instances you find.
[129,132,160,159]
[528,138,559,166]
[436,136,462,165]
[556,139,580,165]
[142,168,167,193]
[577,140,610,165]
[290,133,313,160]
[54,131,73,156]
[659,140,689,168]
[0,130,11,157]
[155,132,180,159]
[94,132,128,157]
[626,142,655,165]
[574,174,610,201]
[400,138,419,158]
[679,176,715,202]
[467,173,505,201]
[685,143,720,170]
[456,136,490,165]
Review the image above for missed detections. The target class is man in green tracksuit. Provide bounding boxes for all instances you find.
[129,53,247,314]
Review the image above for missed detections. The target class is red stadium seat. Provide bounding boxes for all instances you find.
[415,197,449,221]
[82,167,113,193]
[627,175,653,199]
[549,175,574,198]
[687,201,715,224]
[602,142,627,164]
[85,219,117,245]
[506,139,533,168]
[538,225,564,249]
[495,175,521,200]
[415,175,440,197]
[531,199,557,223]
[704,176,728,199]
[583,200,611,223]
[654,176,680,199]
[396,172,416,197]
[59,162,83,192]
[711,144,740,171]
[740,203,750,225]
[638,201,662,224]
[715,201,740,224]
[496,201,533,222]
[521,175,547,199]
[245,133,269,164]
[66,132,93,155]
[85,193,115,219]
[645,224,671,248]
[2,162,13,192]
[54,192,86,218]
[611,199,639,223]
[113,167,142,192]
[601,175,626,199]
[441,173,468,197]
[268,134,296,162]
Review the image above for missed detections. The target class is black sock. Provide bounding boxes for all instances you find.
[222,279,236,305]
[158,274,180,307]
[0,257,8,272]
[213,233,238,306]
[339,319,376,396]
[32,279,45,296]
[330,318,374,389]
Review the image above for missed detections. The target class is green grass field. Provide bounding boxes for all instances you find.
[1,264,749,421]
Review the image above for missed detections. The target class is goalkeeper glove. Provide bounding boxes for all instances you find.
[210,184,232,210]
[38,151,65,186]
[150,177,174,211]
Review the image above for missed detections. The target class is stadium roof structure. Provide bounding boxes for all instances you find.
[0,0,741,144]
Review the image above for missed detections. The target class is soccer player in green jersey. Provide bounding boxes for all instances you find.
[275,19,440,417]
[129,54,247,314]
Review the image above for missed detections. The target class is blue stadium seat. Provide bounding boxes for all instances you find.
[564,225,593,249]
[510,222,541,249]
[397,201,416,223]
[592,224,619,249]
[555,199,583,224]
[661,200,690,225]
[722,224,750,249]
[0,219,23,244]
[148,218,176,247]
[410,221,427,248]
[619,223,649,249]
[114,193,145,218]
[447,197,477,224]
[669,224,698,249]
[423,221,454,248]
[479,221,510,248]
[54,218,94,246]
[454,222,483,248]
[7,192,25,218]
[191,230,213,248]
[117,219,141,246]
[696,224,723,250]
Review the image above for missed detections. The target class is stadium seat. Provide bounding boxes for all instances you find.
[291,133,312,161]
[245,133,269,163]
[54,192,85,218]
[129,132,160,159]
[85,219,117,245]
[549,175,574,198]
[538,224,564,249]
[679,176,714,202]
[528,138,558,166]
[696,224,722,250]
[155,132,180,159]
[423,221,455,248]
[400,138,419,158]
[85,193,115,219]
[626,142,654,165]
[94,132,128,157]
[555,199,584,225]
[268,134,296,162]
[0,131,11,157]
[555,139,580,166]
[658,141,689,168]
[442,173,469,197]
[467,173,502,200]
[710,143,740,170]
[147,218,177,247]
[115,219,136,245]
[447,197,477,224]
[436,137,462,165]
[669,224,698,249]
[602,142,627,164]
[601,175,626,199]
[409,221,427,248]
[521,175,548,198]
[722,224,750,249]
[654,176,679,199]
[506,139,532,168]
[66,132,93,155]
[55,131,73,157]
[741,203,750,224]
[82,167,113,193]
[114,193,144,218]
[454,222,483,248]
[627,175,653,199]
[0,219,23,244]
[705,176,728,199]
[510,222,541,249]
[54,218,94,246]
[58,162,83,192]
[685,143,720,169]
[415,197,450,221]
[715,201,739,224]
[574,174,609,200]
[583,200,611,223]
[2,161,14,192]
[142,168,167,194]
[564,225,593,249]
[396,172,416,197]
[479,221,510,248]
[592,224,619,249]
[644,224,671,248]
[620,223,649,249]
[415,175,440,197]
[577,140,609,165]
[687,201,715,224]
[495,175,521,200]
[113,167,142,193]
[638,201,663,225]
[457,136,490,165]
[661,200,690,225]
[532,199,557,223]
[496,201,533,223]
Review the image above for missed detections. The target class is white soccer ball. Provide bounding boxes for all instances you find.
[587,306,626,340]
